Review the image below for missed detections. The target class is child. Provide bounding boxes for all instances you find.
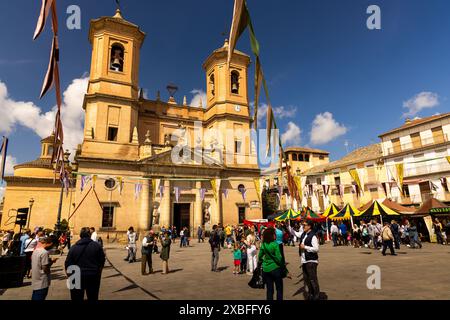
[232,242,241,275]
[240,241,248,274]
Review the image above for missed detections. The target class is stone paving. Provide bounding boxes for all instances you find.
[1,240,449,300]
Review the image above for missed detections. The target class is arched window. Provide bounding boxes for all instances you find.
[209,74,215,96]
[231,71,240,94]
[110,44,124,72]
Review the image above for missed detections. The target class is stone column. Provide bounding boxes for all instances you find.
[194,181,203,230]
[139,180,150,232]
[159,180,171,228]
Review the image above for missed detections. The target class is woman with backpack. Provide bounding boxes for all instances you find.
[258,227,285,301]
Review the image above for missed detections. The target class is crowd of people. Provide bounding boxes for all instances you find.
[1,215,449,302]
[328,217,450,255]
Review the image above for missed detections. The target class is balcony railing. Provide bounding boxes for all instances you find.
[404,161,450,177]
[386,134,448,155]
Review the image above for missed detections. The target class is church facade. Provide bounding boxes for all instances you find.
[1,9,263,236]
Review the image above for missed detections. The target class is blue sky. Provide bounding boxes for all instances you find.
[1,0,450,177]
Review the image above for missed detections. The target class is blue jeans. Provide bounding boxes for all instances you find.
[32,287,49,301]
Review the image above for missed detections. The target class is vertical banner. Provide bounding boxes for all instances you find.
[117,177,124,195]
[349,169,363,196]
[339,185,345,199]
[80,175,86,193]
[174,187,180,203]
[211,179,221,202]
[382,182,388,197]
[159,184,164,201]
[294,176,303,202]
[239,186,247,202]
[92,175,97,189]
[423,215,436,243]
[440,177,449,192]
[223,188,229,200]
[200,188,207,201]
[396,163,404,195]
[0,137,9,181]
[152,179,161,201]
[134,182,142,200]
[253,178,263,203]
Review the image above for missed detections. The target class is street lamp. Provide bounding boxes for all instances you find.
[26,198,35,230]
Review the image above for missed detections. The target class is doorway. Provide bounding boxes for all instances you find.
[173,203,191,232]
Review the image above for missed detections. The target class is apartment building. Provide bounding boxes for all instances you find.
[379,112,450,205]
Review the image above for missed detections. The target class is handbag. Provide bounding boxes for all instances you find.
[248,262,265,289]
[261,243,288,279]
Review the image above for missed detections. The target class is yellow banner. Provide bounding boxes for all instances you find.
[152,179,156,200]
[211,179,218,202]
[396,163,404,194]
[254,178,262,203]
[92,175,97,189]
[447,156,450,165]
[349,169,362,193]
[293,176,302,202]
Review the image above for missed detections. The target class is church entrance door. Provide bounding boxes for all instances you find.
[173,203,191,233]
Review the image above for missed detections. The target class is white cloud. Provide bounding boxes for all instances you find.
[403,92,440,117]
[310,112,347,145]
[0,76,88,157]
[190,89,206,108]
[257,104,297,127]
[281,122,302,146]
[0,156,17,200]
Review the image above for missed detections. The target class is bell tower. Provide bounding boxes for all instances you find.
[202,40,256,169]
[82,9,146,160]
[203,39,250,113]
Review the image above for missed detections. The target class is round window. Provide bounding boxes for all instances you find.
[105,178,116,190]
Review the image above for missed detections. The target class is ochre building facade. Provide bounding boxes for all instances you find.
[1,9,262,236]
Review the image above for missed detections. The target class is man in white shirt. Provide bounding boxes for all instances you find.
[330,222,339,247]
[287,221,303,243]
[90,227,98,242]
[299,220,320,301]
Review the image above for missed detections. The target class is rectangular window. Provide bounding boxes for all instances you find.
[410,133,422,149]
[319,155,325,160]
[298,154,304,161]
[432,127,445,144]
[102,206,114,228]
[238,207,246,224]
[304,154,310,162]
[108,127,118,142]
[292,153,298,161]
[391,138,401,153]
[235,140,242,154]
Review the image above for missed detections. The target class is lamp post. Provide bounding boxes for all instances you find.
[26,198,35,230]
[54,150,71,237]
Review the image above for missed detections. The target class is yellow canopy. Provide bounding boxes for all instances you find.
[329,203,360,221]
[323,203,340,218]
[355,200,400,217]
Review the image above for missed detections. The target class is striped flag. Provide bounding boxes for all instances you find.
[135,182,143,200]
[0,137,9,182]
[223,189,229,200]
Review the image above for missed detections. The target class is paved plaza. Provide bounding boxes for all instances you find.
[1,241,449,300]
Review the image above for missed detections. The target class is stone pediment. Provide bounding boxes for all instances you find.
[139,148,224,168]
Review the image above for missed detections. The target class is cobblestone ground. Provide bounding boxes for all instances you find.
[1,240,449,300]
